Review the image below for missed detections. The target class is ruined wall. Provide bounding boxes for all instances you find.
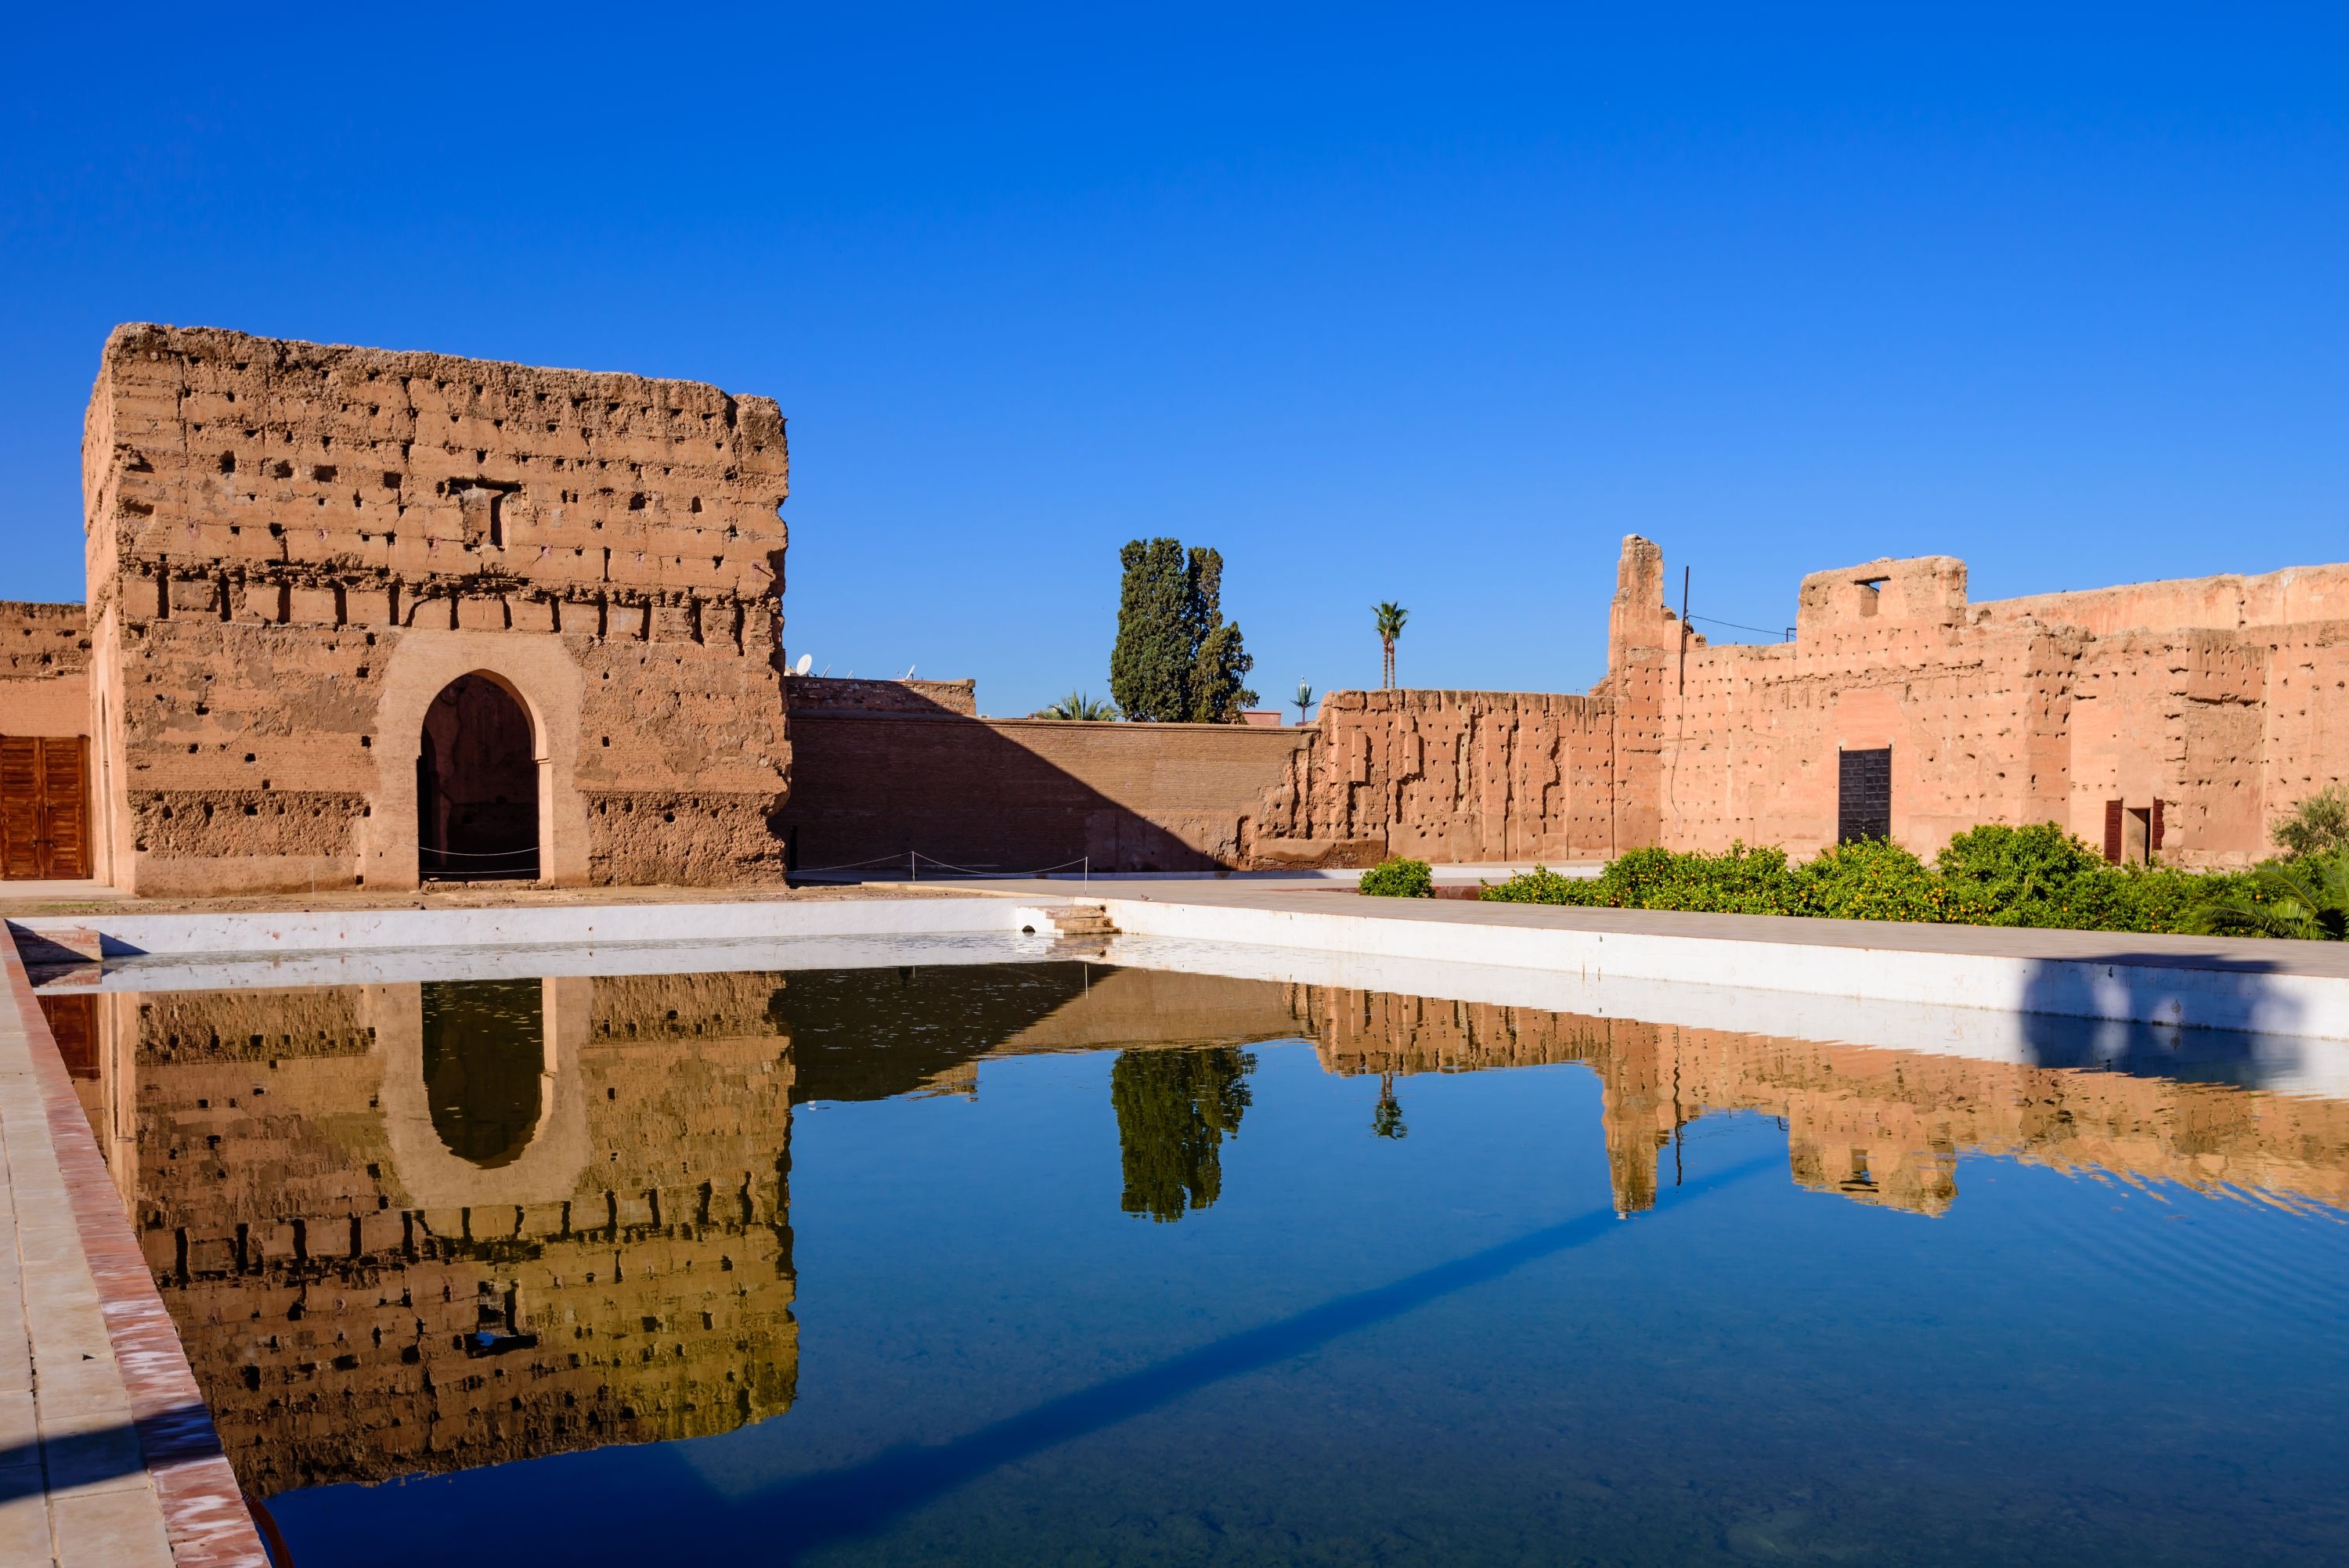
[0,601,92,738]
[782,674,977,716]
[83,325,791,894]
[1246,688,1616,865]
[121,973,797,1494]
[1601,537,2349,867]
[778,712,1313,873]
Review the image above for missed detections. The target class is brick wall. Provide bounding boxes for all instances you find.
[0,600,90,738]
[83,325,791,894]
[778,712,1314,874]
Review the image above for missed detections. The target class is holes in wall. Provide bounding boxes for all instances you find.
[218,452,236,475]
[313,465,337,483]
[271,460,293,479]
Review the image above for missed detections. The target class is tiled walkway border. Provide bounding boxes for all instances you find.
[0,933,265,1567]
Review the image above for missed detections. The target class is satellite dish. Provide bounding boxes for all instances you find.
[794,653,814,676]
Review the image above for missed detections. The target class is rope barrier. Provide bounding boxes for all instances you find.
[788,851,1092,882]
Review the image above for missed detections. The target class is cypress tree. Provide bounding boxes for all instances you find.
[1109,538,1257,722]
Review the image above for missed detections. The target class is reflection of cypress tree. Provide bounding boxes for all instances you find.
[1111,1047,1255,1222]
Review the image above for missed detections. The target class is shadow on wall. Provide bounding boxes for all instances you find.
[2016,950,2305,1083]
[776,694,1312,876]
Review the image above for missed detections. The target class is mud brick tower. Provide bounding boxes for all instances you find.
[82,326,791,895]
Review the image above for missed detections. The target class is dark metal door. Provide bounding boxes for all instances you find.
[1837,748,1891,842]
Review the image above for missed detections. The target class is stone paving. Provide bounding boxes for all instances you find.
[0,938,264,1567]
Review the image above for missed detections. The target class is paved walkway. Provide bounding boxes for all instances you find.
[956,876,2349,979]
[0,941,263,1566]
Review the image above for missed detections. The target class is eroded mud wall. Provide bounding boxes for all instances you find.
[83,326,792,894]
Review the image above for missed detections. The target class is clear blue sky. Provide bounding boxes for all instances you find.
[5,5,2344,717]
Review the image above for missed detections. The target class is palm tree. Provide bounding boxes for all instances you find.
[1292,680,1315,725]
[1034,690,1120,721]
[2189,851,2349,940]
[1373,601,1409,690]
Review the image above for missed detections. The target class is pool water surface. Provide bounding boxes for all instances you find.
[67,957,2349,1566]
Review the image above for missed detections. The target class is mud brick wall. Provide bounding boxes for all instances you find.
[778,712,1315,874]
[81,325,791,894]
[782,673,977,716]
[1257,688,1618,864]
[1600,536,2349,868]
[0,600,92,737]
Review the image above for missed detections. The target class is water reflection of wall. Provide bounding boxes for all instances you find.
[117,974,797,1498]
[1290,986,2349,1217]
[96,961,2349,1501]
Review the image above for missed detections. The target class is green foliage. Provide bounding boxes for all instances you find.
[1359,856,1434,898]
[1032,690,1120,721]
[1936,822,2105,909]
[2188,850,2349,941]
[1479,826,2253,935]
[1935,822,2246,932]
[2272,784,2349,860]
[1371,1073,1408,1139]
[1373,600,1409,687]
[1110,1047,1256,1221]
[1478,865,1600,905]
[1109,538,1257,723]
[1794,838,1979,923]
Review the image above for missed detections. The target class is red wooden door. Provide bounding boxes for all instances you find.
[0,736,92,879]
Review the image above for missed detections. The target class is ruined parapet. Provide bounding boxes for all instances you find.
[81,325,792,894]
[0,600,92,738]
[783,674,977,716]
[1248,687,1615,865]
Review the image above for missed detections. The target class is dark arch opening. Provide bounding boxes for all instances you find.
[417,673,539,881]
[420,979,545,1168]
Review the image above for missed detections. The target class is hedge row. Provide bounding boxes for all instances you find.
[1357,823,2322,936]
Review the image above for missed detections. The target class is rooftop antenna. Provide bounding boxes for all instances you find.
[819,664,832,677]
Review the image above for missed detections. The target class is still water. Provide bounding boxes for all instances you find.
[52,955,2349,1565]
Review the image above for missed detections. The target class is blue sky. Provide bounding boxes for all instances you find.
[4,5,2344,716]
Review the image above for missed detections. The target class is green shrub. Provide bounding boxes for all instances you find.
[1478,865,1601,905]
[1936,823,2105,914]
[2272,784,2349,860]
[1936,820,2245,932]
[1359,856,1434,898]
[1474,831,2268,936]
[2188,849,2349,940]
[1481,844,1799,913]
[1794,837,1981,923]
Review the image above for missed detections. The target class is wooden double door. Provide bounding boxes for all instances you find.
[1,736,92,880]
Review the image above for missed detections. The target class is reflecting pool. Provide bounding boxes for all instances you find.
[47,955,2349,1565]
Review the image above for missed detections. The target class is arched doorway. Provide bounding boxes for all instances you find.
[417,673,540,881]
